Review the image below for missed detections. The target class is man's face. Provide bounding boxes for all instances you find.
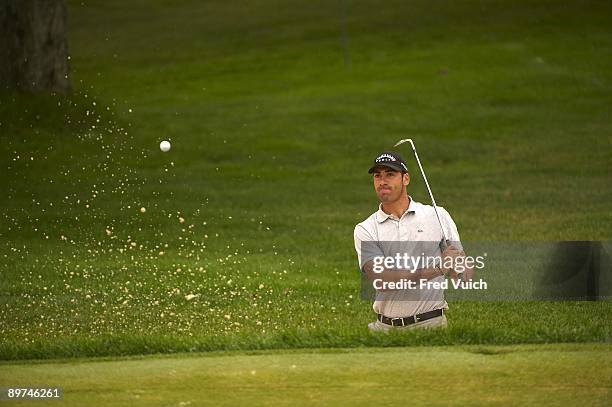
[373,167,410,203]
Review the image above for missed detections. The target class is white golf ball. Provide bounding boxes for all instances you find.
[160,140,171,152]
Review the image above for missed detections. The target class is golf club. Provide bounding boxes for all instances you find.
[393,138,450,248]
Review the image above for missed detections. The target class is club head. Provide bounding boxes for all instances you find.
[393,138,415,149]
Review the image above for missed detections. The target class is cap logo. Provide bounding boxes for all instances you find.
[375,153,396,163]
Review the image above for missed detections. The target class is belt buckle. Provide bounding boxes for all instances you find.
[391,317,405,327]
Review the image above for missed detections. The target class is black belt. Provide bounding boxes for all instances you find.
[377,308,444,327]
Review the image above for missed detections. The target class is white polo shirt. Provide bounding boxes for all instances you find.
[354,197,462,318]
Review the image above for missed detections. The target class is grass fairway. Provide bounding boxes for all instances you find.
[1,0,611,361]
[1,344,610,406]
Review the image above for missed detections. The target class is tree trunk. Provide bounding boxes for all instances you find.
[0,0,71,94]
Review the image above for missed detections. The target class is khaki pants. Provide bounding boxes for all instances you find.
[368,315,447,333]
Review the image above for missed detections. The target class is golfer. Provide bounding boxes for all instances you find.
[354,151,472,331]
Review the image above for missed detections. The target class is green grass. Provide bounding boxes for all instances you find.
[1,344,610,406]
[1,0,611,361]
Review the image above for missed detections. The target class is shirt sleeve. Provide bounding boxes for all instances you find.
[438,206,463,251]
[353,223,383,272]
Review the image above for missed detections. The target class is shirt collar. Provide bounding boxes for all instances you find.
[375,196,419,223]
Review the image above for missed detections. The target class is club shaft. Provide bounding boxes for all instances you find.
[410,145,448,242]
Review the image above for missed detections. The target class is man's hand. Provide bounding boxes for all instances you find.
[441,245,465,275]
